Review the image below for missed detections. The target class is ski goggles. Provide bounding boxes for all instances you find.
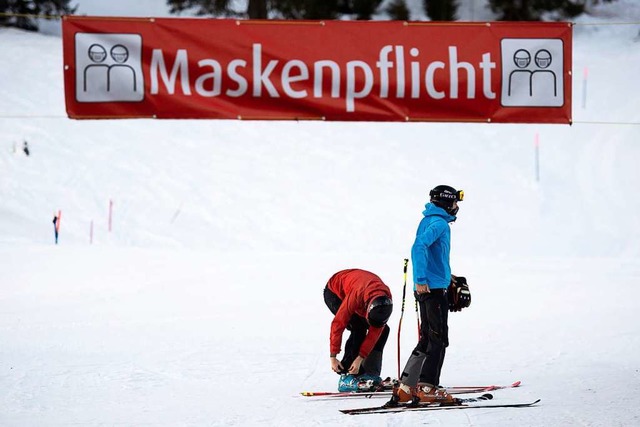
[430,188,464,201]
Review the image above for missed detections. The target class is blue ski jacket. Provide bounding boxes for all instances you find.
[411,203,457,290]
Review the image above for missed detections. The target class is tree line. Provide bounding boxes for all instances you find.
[0,0,618,32]
[0,0,76,31]
[167,0,616,21]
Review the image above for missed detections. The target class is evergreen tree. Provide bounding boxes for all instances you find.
[264,0,383,20]
[0,0,76,31]
[247,0,268,18]
[167,0,267,18]
[166,0,384,20]
[167,0,235,17]
[271,0,341,19]
[385,0,410,20]
[423,0,458,21]
[488,0,588,21]
[349,0,384,20]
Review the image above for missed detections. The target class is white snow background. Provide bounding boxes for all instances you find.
[1,0,640,425]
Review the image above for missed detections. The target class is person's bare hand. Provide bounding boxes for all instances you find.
[330,357,344,373]
[348,356,364,374]
[416,283,430,295]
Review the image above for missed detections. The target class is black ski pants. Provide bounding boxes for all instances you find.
[399,288,449,387]
[324,286,389,376]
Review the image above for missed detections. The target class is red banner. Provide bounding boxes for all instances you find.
[62,17,572,123]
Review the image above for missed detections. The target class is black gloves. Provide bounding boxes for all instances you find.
[448,275,471,312]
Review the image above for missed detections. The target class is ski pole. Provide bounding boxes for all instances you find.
[397,258,408,380]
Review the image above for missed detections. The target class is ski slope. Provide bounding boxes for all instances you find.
[1,1,640,425]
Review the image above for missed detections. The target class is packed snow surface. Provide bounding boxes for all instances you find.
[1,1,639,425]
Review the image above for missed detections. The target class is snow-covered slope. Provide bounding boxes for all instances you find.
[1,2,639,425]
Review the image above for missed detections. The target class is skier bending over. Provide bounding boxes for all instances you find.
[324,268,393,392]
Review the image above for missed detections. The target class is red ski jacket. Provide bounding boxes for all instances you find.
[327,269,392,358]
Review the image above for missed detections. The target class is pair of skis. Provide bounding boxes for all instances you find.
[301,380,521,399]
[340,394,541,415]
[301,380,541,415]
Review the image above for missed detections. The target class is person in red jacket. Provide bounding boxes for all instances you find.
[324,268,393,392]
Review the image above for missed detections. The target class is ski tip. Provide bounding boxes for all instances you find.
[483,393,494,400]
[486,380,521,391]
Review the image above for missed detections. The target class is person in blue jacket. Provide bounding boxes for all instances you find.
[388,184,465,406]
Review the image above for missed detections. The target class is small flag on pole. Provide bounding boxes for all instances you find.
[534,133,540,183]
[108,199,113,232]
[582,67,588,109]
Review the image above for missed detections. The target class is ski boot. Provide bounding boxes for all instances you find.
[338,374,359,392]
[410,383,458,406]
[356,374,382,391]
[384,381,415,407]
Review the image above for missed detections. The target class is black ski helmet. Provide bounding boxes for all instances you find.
[429,185,464,215]
[367,296,393,328]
